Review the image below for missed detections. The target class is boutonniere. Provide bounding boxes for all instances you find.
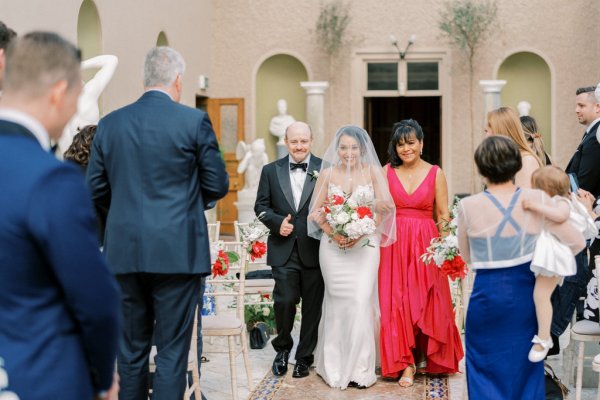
[308,170,319,181]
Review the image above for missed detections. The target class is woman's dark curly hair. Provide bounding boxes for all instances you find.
[387,119,424,167]
[63,125,97,166]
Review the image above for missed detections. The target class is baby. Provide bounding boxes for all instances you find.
[523,166,596,362]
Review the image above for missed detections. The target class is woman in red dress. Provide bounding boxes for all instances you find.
[379,119,463,387]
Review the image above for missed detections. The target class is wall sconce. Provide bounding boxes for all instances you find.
[390,33,417,60]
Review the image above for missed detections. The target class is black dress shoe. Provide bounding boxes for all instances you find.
[348,381,367,389]
[292,360,310,378]
[272,350,290,376]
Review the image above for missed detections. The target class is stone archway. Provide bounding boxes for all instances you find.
[77,0,101,61]
[255,54,308,161]
[156,31,169,46]
[498,52,552,149]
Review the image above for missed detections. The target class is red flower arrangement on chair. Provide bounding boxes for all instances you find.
[239,212,270,261]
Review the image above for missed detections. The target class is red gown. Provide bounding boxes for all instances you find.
[379,165,463,377]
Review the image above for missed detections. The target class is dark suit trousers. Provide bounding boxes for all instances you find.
[116,273,201,400]
[271,244,324,364]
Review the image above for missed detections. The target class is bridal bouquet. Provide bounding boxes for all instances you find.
[322,185,376,243]
[420,196,467,281]
[238,212,269,261]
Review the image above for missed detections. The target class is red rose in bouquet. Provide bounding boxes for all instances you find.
[356,206,373,219]
[250,240,267,261]
[440,254,467,281]
[332,195,344,205]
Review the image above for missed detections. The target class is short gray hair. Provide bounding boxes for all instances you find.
[143,46,186,87]
[4,31,81,97]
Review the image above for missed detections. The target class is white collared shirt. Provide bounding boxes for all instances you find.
[587,117,600,134]
[0,108,50,151]
[288,154,310,210]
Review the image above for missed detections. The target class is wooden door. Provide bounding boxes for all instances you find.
[206,98,244,235]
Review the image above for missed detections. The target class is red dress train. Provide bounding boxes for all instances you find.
[379,165,463,377]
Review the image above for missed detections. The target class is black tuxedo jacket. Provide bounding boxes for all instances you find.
[255,155,322,268]
[566,120,600,197]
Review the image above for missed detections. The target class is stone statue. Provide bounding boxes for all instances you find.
[57,54,119,157]
[269,99,295,145]
[517,100,531,117]
[236,138,268,192]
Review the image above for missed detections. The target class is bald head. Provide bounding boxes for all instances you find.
[285,121,312,139]
[284,121,313,162]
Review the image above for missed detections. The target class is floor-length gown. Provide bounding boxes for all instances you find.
[379,165,463,377]
[315,184,380,389]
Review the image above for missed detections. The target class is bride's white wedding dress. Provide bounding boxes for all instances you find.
[315,184,379,389]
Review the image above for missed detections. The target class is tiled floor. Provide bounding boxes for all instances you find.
[199,330,600,400]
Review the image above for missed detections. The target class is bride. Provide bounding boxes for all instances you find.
[308,125,396,389]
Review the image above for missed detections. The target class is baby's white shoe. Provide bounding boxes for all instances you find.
[528,335,553,363]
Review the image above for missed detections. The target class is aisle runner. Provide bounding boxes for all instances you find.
[248,370,449,400]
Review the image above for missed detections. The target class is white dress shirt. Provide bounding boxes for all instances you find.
[289,154,310,210]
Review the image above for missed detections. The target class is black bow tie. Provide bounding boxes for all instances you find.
[290,162,307,172]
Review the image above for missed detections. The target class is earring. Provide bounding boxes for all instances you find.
[420,150,423,155]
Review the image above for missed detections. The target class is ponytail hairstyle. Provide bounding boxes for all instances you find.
[520,115,550,166]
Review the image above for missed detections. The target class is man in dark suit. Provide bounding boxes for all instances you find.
[567,86,600,197]
[549,86,600,355]
[255,121,324,379]
[0,32,120,400]
[87,47,229,399]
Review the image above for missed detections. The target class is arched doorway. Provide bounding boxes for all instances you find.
[498,52,552,149]
[256,54,308,161]
[156,31,169,46]
[77,0,101,62]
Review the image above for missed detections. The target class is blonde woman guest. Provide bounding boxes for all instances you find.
[484,106,543,188]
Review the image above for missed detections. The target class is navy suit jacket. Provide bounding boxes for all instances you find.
[0,121,121,399]
[87,91,229,275]
[566,120,600,197]
[254,155,321,268]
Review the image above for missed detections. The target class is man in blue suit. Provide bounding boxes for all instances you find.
[87,46,229,399]
[0,32,121,400]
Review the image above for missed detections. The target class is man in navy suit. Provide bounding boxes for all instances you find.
[87,47,229,399]
[0,32,120,400]
[255,122,324,379]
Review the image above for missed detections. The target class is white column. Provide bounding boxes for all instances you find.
[300,81,329,156]
[479,80,507,113]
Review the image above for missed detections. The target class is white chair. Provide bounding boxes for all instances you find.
[570,255,600,400]
[233,220,275,297]
[570,319,600,400]
[201,241,253,400]
[148,307,201,400]
[207,221,221,243]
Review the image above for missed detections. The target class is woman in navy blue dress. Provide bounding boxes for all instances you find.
[457,136,585,399]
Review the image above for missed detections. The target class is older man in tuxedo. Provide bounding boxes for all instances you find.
[87,46,229,399]
[0,32,120,400]
[255,121,324,379]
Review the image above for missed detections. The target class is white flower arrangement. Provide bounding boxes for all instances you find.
[308,170,320,181]
[420,196,467,281]
[322,189,376,245]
